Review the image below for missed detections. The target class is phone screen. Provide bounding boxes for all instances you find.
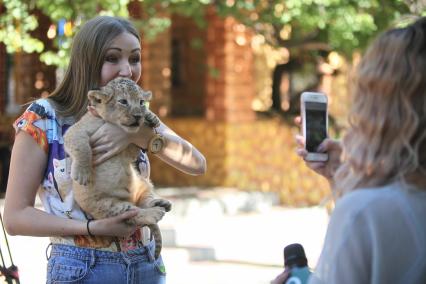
[305,102,327,152]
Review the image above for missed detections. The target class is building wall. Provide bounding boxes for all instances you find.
[0,44,6,113]
[169,14,207,117]
[0,10,55,114]
[204,9,255,123]
[0,5,333,205]
[14,10,56,106]
[136,7,331,206]
[149,118,330,206]
[140,24,172,117]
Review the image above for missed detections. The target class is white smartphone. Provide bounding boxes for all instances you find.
[300,91,328,162]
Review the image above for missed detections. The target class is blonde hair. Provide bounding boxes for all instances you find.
[334,17,426,194]
[48,16,140,119]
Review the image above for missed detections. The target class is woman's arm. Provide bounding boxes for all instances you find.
[145,122,206,175]
[90,120,207,175]
[4,132,138,237]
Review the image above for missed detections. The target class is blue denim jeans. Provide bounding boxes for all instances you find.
[46,241,166,284]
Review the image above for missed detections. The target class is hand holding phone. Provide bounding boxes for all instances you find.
[300,92,328,162]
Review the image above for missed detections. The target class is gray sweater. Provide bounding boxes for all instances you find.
[309,181,426,284]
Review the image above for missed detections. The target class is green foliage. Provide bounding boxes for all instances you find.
[0,0,44,53]
[0,0,422,67]
[140,0,416,57]
[210,0,413,57]
[0,0,132,67]
[139,0,211,28]
[133,17,171,41]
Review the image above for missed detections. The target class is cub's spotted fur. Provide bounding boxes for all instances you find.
[64,77,171,259]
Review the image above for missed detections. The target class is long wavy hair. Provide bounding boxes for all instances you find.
[48,16,140,119]
[334,17,426,195]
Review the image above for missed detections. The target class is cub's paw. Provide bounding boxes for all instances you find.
[70,163,91,185]
[134,207,166,225]
[148,198,172,212]
[144,111,160,128]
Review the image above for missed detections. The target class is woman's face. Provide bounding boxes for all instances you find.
[100,32,141,86]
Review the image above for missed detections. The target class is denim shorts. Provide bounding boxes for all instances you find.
[46,241,166,284]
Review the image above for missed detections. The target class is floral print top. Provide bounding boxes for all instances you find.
[14,98,150,252]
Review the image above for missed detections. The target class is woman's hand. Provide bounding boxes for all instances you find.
[270,268,290,284]
[89,122,131,165]
[88,103,156,165]
[294,116,342,181]
[89,210,140,238]
[90,122,155,165]
[295,135,342,180]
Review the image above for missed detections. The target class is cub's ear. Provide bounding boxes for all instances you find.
[87,88,113,106]
[140,90,152,101]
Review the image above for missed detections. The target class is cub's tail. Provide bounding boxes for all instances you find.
[148,224,162,260]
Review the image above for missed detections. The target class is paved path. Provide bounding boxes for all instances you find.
[0,188,330,284]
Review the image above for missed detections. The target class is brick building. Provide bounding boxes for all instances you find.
[0,4,332,205]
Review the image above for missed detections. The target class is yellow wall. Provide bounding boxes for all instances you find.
[149,117,331,206]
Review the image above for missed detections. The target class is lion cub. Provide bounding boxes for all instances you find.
[64,77,171,259]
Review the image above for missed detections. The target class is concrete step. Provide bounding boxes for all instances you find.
[157,187,280,218]
[162,247,283,284]
[157,188,330,268]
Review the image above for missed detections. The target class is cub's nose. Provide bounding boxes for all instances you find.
[133,115,142,121]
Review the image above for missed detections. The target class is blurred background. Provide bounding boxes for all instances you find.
[0,1,425,283]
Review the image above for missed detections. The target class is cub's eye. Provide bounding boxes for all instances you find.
[118,99,128,105]
[140,100,145,106]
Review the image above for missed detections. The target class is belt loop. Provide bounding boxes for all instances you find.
[141,226,150,246]
[146,244,154,263]
[45,243,53,260]
[90,249,96,268]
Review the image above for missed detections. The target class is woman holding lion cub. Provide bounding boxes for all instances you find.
[4,16,206,283]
